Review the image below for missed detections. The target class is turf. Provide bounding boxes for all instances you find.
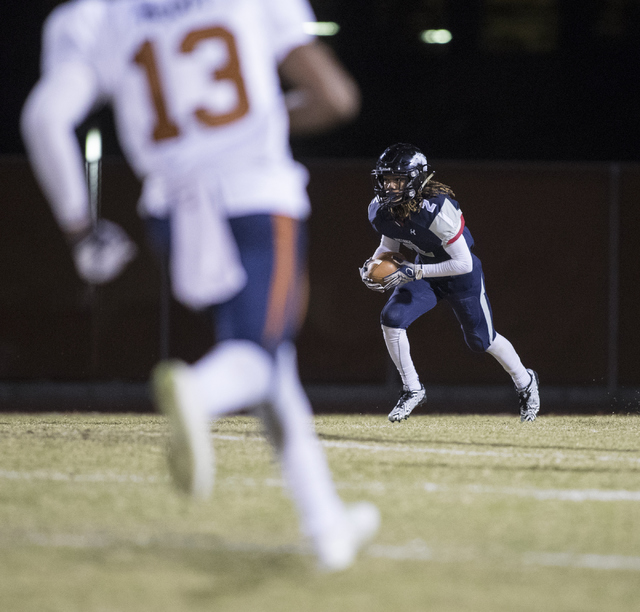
[1,413,639,612]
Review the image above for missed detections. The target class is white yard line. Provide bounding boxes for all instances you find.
[420,482,640,502]
[1,530,639,572]
[2,467,640,503]
[211,433,640,464]
[317,438,640,464]
[0,469,165,483]
[322,438,509,457]
[1,434,638,498]
[522,551,640,572]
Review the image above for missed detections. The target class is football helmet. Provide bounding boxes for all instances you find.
[372,143,433,208]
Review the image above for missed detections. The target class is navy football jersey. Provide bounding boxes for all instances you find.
[368,194,474,265]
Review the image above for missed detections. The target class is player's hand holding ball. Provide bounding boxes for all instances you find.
[383,262,422,289]
[360,251,419,292]
[360,259,387,292]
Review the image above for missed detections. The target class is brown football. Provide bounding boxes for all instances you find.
[365,251,407,283]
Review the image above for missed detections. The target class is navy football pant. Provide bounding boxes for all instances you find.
[380,254,496,353]
[145,214,308,355]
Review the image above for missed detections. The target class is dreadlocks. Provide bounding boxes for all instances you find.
[423,180,455,199]
[390,180,456,220]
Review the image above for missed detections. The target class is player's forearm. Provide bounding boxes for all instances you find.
[22,111,91,233]
[286,91,359,134]
[281,41,360,135]
[20,69,97,233]
[416,258,471,278]
[415,236,472,278]
[372,235,401,258]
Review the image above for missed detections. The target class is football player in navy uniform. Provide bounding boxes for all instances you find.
[360,143,540,423]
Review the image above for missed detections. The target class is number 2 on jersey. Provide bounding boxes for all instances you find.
[134,26,250,142]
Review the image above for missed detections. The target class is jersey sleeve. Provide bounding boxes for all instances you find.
[368,197,382,226]
[428,197,465,245]
[41,1,106,77]
[20,1,108,230]
[416,235,472,278]
[372,235,402,258]
[262,0,316,63]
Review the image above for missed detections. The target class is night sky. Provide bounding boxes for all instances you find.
[2,0,639,162]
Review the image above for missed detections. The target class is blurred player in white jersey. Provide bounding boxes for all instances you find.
[22,0,379,571]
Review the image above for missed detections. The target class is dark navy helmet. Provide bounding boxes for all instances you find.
[372,143,433,208]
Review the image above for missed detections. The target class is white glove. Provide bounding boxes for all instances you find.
[71,219,137,284]
[382,262,423,289]
[359,259,387,292]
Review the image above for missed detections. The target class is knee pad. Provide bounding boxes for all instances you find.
[381,302,407,329]
[463,331,491,353]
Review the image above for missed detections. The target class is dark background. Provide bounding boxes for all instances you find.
[2,0,640,162]
[1,1,639,414]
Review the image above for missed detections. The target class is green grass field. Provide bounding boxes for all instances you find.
[1,412,639,612]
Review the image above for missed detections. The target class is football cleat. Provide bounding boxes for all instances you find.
[518,369,540,422]
[316,502,381,572]
[388,385,427,422]
[152,360,214,499]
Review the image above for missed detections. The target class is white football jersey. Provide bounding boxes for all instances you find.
[39,0,315,218]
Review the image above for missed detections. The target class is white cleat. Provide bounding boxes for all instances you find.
[316,502,381,572]
[388,385,427,422]
[518,369,540,422]
[152,360,214,499]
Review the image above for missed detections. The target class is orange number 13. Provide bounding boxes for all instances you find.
[134,26,250,142]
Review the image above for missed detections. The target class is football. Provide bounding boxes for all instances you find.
[365,251,407,283]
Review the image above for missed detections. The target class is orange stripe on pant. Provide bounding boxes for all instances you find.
[263,215,299,347]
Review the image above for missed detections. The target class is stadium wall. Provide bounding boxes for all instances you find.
[1,157,638,412]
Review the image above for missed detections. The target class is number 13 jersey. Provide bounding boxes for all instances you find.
[40,0,316,219]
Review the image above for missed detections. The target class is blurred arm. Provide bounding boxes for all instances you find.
[279,40,361,135]
[20,62,99,239]
[21,67,137,284]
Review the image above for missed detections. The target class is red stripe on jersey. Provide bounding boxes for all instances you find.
[447,214,465,245]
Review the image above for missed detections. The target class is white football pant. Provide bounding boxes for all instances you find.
[190,339,347,546]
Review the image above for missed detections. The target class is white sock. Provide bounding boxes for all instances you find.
[486,333,531,389]
[190,339,273,418]
[382,325,421,391]
[262,342,346,543]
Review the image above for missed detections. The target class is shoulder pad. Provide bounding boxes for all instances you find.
[42,0,107,72]
[368,196,382,223]
[420,193,460,213]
